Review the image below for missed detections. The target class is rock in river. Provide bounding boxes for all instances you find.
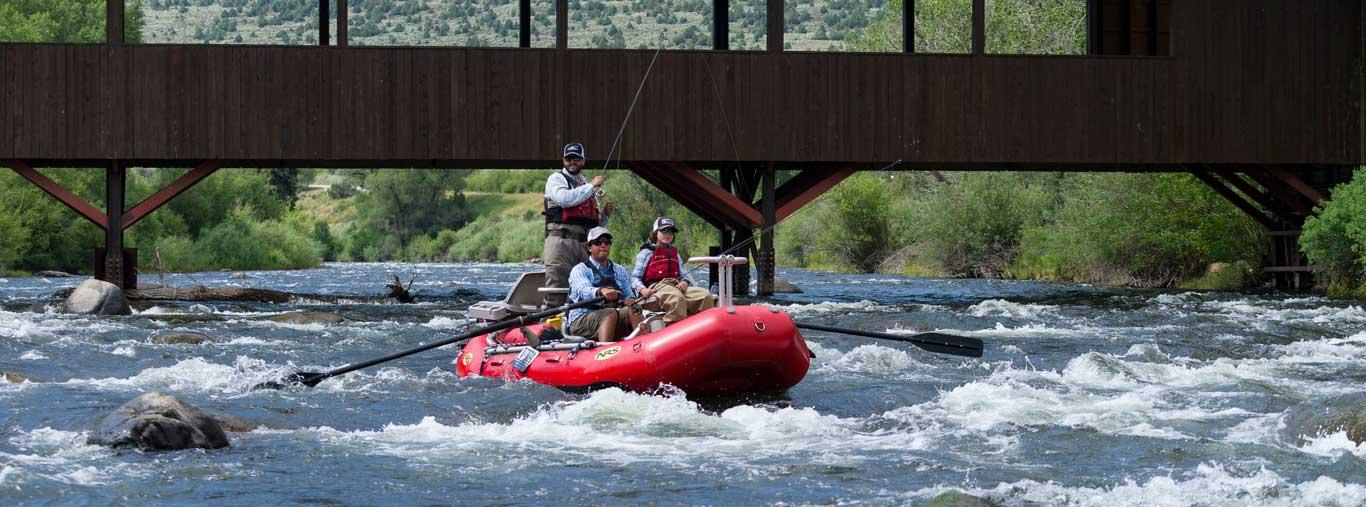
[62,279,131,316]
[270,311,345,325]
[926,492,997,507]
[1280,392,1366,445]
[3,372,35,383]
[149,332,212,345]
[88,392,230,451]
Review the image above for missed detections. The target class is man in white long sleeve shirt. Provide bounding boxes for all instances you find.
[542,142,612,306]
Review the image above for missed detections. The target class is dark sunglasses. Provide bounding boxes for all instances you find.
[658,227,677,234]
[589,237,613,246]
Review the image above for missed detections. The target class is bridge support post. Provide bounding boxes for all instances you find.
[756,164,776,296]
[101,162,132,289]
[1191,165,1353,291]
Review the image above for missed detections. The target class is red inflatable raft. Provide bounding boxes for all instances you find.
[455,305,811,395]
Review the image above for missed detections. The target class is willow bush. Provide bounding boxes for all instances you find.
[1301,169,1366,297]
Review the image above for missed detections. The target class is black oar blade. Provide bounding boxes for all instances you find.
[901,332,984,358]
[794,322,985,358]
[252,371,330,390]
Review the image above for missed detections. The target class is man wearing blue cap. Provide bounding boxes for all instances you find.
[542,142,612,306]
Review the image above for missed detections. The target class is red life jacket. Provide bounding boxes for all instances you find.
[544,172,600,228]
[641,243,682,285]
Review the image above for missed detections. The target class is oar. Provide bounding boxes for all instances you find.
[793,321,984,358]
[255,297,607,389]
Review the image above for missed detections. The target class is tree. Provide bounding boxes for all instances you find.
[358,170,473,241]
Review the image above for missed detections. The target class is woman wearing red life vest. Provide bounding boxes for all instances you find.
[631,217,716,324]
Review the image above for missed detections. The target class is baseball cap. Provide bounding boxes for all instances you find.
[652,217,676,232]
[587,226,612,243]
[563,143,585,159]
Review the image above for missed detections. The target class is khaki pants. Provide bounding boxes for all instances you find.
[567,307,634,338]
[647,279,716,323]
[542,230,588,307]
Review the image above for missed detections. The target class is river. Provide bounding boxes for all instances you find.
[2,263,1365,505]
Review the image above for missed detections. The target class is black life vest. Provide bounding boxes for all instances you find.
[544,172,600,227]
[580,259,620,311]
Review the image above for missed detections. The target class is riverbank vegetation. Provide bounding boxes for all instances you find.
[1300,169,1366,298]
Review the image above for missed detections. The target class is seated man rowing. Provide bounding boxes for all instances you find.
[565,227,657,343]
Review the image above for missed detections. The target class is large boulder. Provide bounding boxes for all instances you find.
[62,279,131,316]
[1280,393,1366,445]
[270,311,345,325]
[3,372,34,383]
[88,392,230,451]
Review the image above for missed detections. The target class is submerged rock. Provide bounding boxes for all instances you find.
[149,332,212,345]
[773,277,803,293]
[88,392,230,451]
[269,311,345,325]
[62,279,131,316]
[3,372,34,383]
[1280,393,1366,445]
[927,492,997,507]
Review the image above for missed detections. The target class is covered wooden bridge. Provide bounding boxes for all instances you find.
[1,0,1361,292]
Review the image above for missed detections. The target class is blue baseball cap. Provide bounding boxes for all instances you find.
[563,143,585,159]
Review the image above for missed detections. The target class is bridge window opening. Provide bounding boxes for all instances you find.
[728,0,767,50]
[568,0,711,49]
[135,0,319,44]
[0,1,140,43]
[342,0,549,47]
[782,0,898,52]
[984,0,1086,55]
[913,0,972,53]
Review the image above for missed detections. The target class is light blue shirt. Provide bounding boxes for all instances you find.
[566,257,645,331]
[632,245,695,285]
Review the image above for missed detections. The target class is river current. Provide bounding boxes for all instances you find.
[2,263,1365,506]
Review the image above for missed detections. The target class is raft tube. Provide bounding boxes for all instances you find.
[455,305,811,395]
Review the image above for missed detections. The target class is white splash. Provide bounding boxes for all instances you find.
[19,350,47,360]
[292,388,929,467]
[967,299,1060,319]
[922,463,1366,507]
[1297,431,1366,458]
[768,300,898,318]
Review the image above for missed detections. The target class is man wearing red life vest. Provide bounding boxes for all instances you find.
[631,216,716,323]
[542,142,612,307]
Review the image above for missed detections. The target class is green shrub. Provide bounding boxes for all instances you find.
[909,172,1053,277]
[1301,169,1366,297]
[465,169,554,193]
[1015,173,1264,287]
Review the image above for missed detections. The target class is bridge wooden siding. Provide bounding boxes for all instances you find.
[0,0,1359,169]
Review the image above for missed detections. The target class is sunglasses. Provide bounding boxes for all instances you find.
[589,238,613,246]
[659,228,677,234]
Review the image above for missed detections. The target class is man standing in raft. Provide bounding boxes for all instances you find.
[567,227,655,342]
[632,216,715,323]
[542,142,611,307]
